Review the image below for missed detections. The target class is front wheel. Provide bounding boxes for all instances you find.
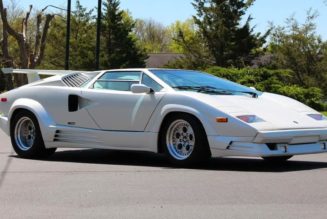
[10,110,56,159]
[160,114,210,166]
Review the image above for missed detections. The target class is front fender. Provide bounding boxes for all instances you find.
[8,98,55,141]
[145,103,218,136]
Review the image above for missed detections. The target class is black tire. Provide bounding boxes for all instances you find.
[10,110,56,159]
[160,113,210,166]
[262,156,293,162]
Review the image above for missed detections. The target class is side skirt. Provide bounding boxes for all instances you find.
[44,125,158,152]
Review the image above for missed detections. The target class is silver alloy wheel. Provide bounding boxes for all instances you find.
[166,119,195,160]
[14,117,36,151]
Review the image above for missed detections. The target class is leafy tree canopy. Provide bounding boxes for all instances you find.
[269,10,327,95]
[101,0,147,69]
[192,0,269,67]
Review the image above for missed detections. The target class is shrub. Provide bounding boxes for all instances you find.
[205,66,326,111]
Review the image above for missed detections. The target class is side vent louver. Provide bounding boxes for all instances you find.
[62,73,89,87]
[53,130,104,145]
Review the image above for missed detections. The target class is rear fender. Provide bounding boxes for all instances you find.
[8,98,56,142]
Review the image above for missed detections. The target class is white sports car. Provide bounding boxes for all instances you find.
[0,68,327,165]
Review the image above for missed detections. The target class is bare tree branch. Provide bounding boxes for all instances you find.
[0,1,23,41]
[33,13,42,60]
[0,7,28,69]
[34,14,54,67]
[1,15,12,66]
[1,20,14,89]
[22,4,32,39]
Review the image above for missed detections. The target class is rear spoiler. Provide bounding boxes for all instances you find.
[1,68,88,83]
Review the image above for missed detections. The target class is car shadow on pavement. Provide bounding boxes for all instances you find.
[11,149,327,173]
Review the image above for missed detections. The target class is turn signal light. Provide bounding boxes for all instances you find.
[0,98,7,102]
[216,117,228,123]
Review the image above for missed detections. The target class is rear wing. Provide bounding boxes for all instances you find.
[1,68,88,83]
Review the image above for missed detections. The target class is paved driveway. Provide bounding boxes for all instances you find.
[1,130,327,218]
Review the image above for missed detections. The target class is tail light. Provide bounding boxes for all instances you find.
[0,98,7,102]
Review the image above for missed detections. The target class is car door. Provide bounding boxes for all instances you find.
[80,71,165,131]
[37,86,100,129]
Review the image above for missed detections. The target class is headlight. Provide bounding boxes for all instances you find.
[307,114,326,121]
[236,115,263,123]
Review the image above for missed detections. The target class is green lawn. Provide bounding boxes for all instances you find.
[322,112,327,116]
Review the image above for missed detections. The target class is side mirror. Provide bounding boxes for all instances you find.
[131,84,153,94]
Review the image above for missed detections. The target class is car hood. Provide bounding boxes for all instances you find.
[182,91,327,131]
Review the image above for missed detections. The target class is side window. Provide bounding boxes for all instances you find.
[93,71,141,91]
[142,74,163,92]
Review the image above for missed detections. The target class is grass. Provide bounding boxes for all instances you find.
[322,112,327,116]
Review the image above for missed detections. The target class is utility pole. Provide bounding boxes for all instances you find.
[65,0,71,70]
[95,0,102,70]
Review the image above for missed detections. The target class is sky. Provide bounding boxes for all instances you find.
[4,0,327,39]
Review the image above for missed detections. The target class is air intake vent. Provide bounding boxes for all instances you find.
[62,73,89,87]
[53,130,104,145]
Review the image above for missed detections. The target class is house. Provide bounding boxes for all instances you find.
[146,53,183,68]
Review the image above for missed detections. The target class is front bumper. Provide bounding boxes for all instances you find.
[0,116,9,135]
[209,128,327,157]
[253,128,327,144]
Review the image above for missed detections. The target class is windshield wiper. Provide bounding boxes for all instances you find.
[173,86,259,98]
[197,86,259,98]
[172,86,198,90]
[172,86,233,95]
[195,86,234,95]
[233,91,258,98]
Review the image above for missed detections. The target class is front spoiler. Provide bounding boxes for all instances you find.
[254,128,327,144]
[210,140,327,157]
[209,128,327,157]
[0,116,9,135]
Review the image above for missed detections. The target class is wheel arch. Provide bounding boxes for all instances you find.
[9,98,55,142]
[156,111,211,154]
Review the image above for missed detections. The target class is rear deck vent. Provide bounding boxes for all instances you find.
[62,73,89,87]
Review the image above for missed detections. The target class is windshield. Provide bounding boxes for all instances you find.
[150,69,261,96]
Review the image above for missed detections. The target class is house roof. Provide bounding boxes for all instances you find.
[146,53,183,68]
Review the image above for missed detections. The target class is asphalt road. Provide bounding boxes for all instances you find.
[1,130,327,219]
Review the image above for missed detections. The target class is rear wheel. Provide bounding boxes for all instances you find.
[160,114,210,166]
[262,156,293,162]
[10,110,56,159]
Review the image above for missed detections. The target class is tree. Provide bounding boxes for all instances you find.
[269,10,327,95]
[101,0,147,69]
[134,19,171,53]
[0,0,54,86]
[192,0,268,67]
[41,1,96,70]
[70,1,96,70]
[166,19,213,69]
[39,16,66,69]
